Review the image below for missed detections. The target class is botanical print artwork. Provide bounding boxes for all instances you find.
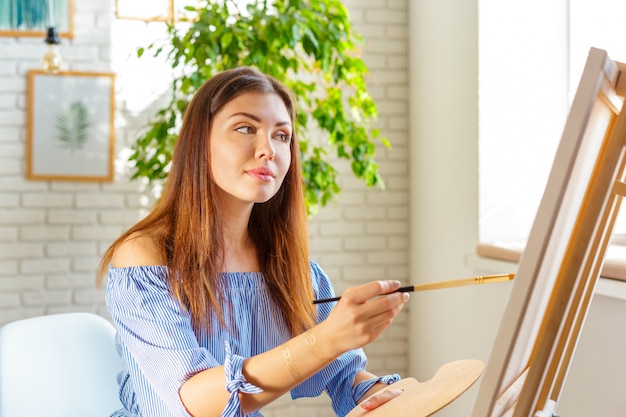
[55,101,91,152]
[27,70,115,181]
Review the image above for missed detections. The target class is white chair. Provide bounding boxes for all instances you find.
[0,312,123,417]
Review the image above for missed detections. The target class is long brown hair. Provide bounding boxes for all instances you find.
[97,66,315,336]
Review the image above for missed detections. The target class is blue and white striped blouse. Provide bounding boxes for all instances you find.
[106,260,400,417]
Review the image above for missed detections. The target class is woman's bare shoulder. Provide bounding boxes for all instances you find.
[112,231,165,268]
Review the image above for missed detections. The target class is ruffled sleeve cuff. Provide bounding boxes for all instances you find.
[221,342,263,417]
[352,374,401,404]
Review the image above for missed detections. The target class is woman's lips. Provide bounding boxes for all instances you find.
[246,167,275,181]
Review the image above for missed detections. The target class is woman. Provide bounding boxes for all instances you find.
[97,66,409,417]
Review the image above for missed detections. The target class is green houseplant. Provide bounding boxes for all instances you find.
[131,0,389,215]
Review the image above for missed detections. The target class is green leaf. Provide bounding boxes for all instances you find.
[55,102,91,152]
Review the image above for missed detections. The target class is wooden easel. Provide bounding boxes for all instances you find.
[471,47,626,417]
[346,47,626,417]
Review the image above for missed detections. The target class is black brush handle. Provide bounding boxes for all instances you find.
[312,285,413,305]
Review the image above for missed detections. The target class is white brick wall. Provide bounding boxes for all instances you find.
[0,0,408,415]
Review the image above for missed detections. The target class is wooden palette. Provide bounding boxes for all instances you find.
[347,359,484,417]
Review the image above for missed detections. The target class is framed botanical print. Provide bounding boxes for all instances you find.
[26,70,116,182]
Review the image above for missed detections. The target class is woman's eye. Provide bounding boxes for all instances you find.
[235,125,255,134]
[274,133,292,143]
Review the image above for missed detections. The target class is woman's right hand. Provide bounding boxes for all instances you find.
[320,280,409,355]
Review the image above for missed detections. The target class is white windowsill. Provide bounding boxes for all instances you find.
[466,241,626,301]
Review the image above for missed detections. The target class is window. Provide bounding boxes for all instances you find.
[479,0,626,244]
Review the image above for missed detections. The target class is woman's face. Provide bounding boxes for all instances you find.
[209,91,293,207]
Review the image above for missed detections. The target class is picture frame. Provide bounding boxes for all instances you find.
[115,0,173,22]
[26,70,116,182]
[0,0,74,38]
[115,0,198,22]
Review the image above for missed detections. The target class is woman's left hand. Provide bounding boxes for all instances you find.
[359,386,404,411]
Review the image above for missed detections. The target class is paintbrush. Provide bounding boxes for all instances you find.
[312,273,515,304]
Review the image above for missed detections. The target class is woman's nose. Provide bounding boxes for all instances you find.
[255,133,275,160]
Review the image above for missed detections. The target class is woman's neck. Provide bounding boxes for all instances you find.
[220,201,260,273]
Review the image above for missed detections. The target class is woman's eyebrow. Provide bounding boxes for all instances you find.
[229,111,261,122]
[228,112,291,127]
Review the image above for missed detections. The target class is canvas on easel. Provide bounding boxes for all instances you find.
[471,47,626,417]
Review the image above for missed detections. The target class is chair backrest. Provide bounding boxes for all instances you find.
[0,312,122,417]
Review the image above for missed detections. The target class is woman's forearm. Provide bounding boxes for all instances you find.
[180,322,340,417]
